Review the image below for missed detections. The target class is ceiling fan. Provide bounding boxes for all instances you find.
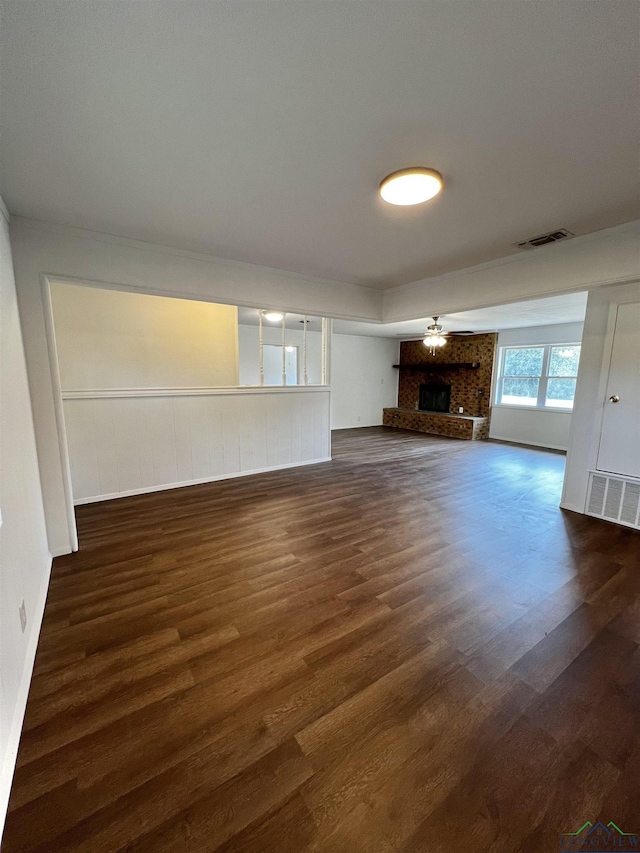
[395,317,476,340]
[395,317,478,355]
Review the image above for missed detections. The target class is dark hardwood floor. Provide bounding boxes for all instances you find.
[4,427,640,852]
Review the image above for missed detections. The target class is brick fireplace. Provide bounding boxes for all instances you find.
[383,333,497,440]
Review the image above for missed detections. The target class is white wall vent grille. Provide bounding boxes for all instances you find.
[586,471,640,530]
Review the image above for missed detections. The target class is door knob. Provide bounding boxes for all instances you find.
[609,395,620,403]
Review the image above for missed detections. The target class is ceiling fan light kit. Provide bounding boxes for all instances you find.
[423,317,448,355]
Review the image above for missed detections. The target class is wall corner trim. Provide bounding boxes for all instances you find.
[49,544,74,558]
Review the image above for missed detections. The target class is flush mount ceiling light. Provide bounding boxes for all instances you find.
[263,311,284,322]
[379,167,443,206]
[423,317,448,355]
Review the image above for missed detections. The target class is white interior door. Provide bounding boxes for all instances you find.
[597,302,640,477]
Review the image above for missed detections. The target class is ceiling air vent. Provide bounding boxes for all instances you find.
[515,229,574,249]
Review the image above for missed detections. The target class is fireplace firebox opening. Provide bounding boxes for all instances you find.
[419,383,451,413]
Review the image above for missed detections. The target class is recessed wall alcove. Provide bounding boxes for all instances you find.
[384,333,497,440]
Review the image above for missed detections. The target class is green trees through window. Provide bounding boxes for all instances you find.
[497,344,581,409]
[502,347,544,405]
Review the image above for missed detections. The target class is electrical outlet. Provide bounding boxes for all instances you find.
[19,600,27,633]
[357,416,361,422]
[458,407,464,414]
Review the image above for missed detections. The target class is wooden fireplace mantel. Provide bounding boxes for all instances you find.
[392,362,480,372]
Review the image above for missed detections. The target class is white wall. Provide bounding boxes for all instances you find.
[51,284,239,389]
[52,287,331,506]
[10,215,639,555]
[490,407,574,452]
[64,387,331,504]
[0,203,51,837]
[384,220,640,322]
[562,281,640,514]
[331,334,399,429]
[11,219,379,556]
[50,291,330,505]
[489,322,584,451]
[238,324,323,386]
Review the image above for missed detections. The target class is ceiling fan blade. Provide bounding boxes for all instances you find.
[395,329,476,337]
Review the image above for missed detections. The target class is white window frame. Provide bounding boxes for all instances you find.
[494,343,581,412]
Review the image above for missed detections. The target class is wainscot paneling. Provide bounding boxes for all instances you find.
[62,387,331,504]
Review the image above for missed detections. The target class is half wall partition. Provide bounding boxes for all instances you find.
[49,282,331,506]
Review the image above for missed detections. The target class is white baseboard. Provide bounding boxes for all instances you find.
[489,435,568,452]
[74,457,333,505]
[559,501,585,514]
[49,544,73,557]
[0,556,53,839]
[331,422,383,430]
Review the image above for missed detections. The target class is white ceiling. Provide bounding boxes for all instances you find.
[332,292,588,337]
[237,291,587,336]
[237,307,323,332]
[1,2,638,289]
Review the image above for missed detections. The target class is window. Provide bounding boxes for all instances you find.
[496,344,581,410]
